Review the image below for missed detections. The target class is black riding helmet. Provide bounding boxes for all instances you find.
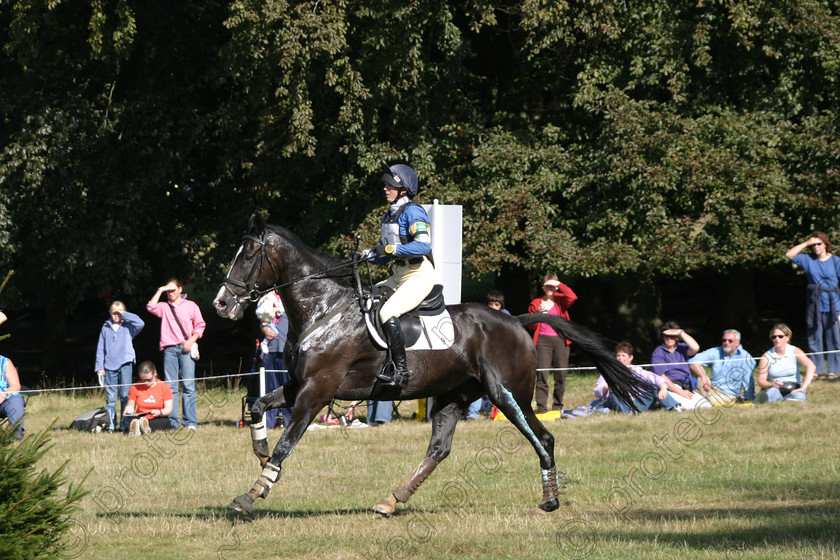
[381,162,419,198]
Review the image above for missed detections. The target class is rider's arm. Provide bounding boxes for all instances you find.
[392,220,431,257]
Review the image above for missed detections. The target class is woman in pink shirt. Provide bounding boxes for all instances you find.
[146,278,206,430]
[527,273,577,413]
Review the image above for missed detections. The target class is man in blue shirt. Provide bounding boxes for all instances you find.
[355,163,435,387]
[689,329,756,404]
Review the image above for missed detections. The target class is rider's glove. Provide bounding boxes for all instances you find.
[351,249,373,261]
[373,244,396,258]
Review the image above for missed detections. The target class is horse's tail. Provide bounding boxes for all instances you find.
[517,313,653,410]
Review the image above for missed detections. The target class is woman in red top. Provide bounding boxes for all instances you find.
[125,360,174,434]
[528,273,578,413]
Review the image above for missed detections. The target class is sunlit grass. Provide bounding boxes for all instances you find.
[21,375,840,560]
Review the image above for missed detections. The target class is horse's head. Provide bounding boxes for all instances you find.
[213,214,280,320]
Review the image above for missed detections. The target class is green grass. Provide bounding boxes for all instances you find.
[19,375,840,560]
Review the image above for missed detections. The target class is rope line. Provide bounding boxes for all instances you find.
[21,347,840,393]
[537,348,840,372]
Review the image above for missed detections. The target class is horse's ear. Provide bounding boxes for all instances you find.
[247,213,266,235]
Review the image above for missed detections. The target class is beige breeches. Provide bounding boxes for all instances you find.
[378,257,436,322]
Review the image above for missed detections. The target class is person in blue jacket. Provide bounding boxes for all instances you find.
[95,301,145,432]
[355,163,435,387]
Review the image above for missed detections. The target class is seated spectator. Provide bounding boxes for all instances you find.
[650,321,700,391]
[0,354,25,441]
[124,361,174,435]
[689,329,756,405]
[592,342,687,413]
[756,323,815,403]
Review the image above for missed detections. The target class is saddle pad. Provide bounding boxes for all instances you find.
[408,310,455,351]
[364,309,455,351]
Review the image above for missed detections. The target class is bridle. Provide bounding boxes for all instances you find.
[221,230,363,306]
[221,233,281,305]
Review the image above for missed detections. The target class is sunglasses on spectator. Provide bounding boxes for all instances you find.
[770,334,786,339]
[721,338,737,343]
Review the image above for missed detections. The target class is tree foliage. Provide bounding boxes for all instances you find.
[0,423,88,559]
[1,0,839,317]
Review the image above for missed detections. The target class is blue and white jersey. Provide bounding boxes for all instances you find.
[374,197,432,263]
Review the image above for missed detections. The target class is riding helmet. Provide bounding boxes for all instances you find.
[381,162,419,198]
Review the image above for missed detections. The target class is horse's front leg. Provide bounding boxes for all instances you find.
[229,379,334,514]
[248,386,288,466]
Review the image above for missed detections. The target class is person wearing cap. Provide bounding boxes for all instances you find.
[527,273,578,413]
[353,162,435,387]
[650,320,700,391]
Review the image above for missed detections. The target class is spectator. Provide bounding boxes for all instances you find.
[367,400,392,426]
[785,232,840,380]
[146,278,206,430]
[466,290,509,420]
[256,291,291,428]
[650,321,700,391]
[94,301,145,433]
[125,361,174,435]
[486,290,508,314]
[592,342,685,413]
[0,354,24,441]
[528,273,578,413]
[0,310,6,326]
[756,323,816,403]
[689,329,756,405]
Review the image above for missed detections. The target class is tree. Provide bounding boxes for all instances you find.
[0,423,88,559]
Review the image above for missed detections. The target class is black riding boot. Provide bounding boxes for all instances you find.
[381,317,411,387]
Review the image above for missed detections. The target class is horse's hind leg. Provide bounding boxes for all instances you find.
[248,387,288,466]
[371,397,463,517]
[488,384,564,515]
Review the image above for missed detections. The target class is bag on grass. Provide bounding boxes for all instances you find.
[70,407,109,433]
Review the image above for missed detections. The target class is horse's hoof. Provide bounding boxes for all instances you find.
[538,497,559,513]
[371,495,397,517]
[229,494,254,515]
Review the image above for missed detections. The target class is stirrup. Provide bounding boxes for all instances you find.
[375,362,398,386]
[393,368,410,388]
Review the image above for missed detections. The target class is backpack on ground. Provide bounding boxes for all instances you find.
[70,407,109,433]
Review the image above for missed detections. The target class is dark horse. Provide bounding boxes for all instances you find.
[213,215,645,516]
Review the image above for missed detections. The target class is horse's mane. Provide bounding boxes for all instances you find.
[264,223,354,281]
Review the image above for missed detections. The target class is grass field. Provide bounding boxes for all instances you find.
[17,374,840,560]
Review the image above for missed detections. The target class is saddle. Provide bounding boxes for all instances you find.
[366,284,446,348]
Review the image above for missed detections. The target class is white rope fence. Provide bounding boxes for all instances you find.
[540,348,840,372]
[19,347,840,394]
